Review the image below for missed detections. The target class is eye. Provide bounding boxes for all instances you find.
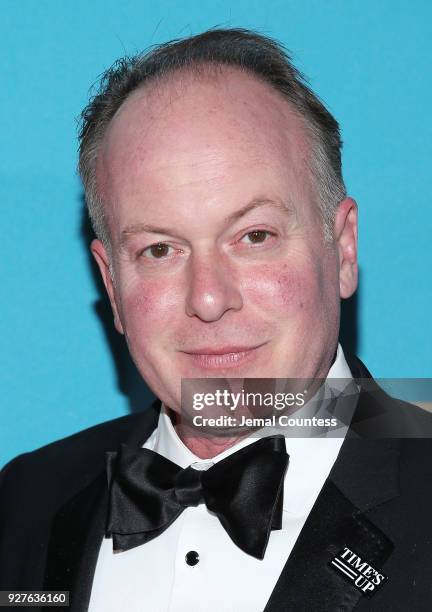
[241,230,273,245]
[141,242,173,259]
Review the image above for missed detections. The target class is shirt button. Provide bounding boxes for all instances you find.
[185,550,200,566]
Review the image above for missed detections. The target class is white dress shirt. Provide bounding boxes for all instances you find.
[89,345,353,612]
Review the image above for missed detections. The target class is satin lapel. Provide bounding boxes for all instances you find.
[43,471,107,611]
[42,404,161,611]
[265,427,400,611]
[264,480,394,612]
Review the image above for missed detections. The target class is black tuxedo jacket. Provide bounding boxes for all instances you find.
[1,356,432,611]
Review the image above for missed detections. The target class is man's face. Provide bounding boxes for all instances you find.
[92,68,357,411]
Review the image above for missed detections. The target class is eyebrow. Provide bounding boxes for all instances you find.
[120,198,293,246]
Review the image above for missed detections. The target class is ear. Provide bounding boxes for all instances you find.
[334,197,358,299]
[90,239,124,334]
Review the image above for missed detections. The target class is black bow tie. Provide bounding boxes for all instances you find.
[106,435,289,560]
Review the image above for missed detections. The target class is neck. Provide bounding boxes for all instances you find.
[168,408,252,459]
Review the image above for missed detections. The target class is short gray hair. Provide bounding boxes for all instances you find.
[78,27,346,247]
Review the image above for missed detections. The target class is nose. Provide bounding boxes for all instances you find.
[185,251,243,322]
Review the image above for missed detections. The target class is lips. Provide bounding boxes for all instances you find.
[181,344,266,370]
[184,345,257,355]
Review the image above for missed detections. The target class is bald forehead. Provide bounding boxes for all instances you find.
[110,64,305,133]
[99,66,310,174]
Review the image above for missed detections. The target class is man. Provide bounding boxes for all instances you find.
[1,28,431,611]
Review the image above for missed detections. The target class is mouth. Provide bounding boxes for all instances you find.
[181,343,267,370]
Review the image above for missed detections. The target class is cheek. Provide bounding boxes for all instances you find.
[118,278,182,334]
[244,261,323,315]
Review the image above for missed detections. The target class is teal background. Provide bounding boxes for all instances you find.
[1,1,431,467]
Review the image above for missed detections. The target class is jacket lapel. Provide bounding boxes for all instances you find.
[264,479,395,611]
[43,403,161,611]
[264,384,400,612]
[43,472,108,611]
